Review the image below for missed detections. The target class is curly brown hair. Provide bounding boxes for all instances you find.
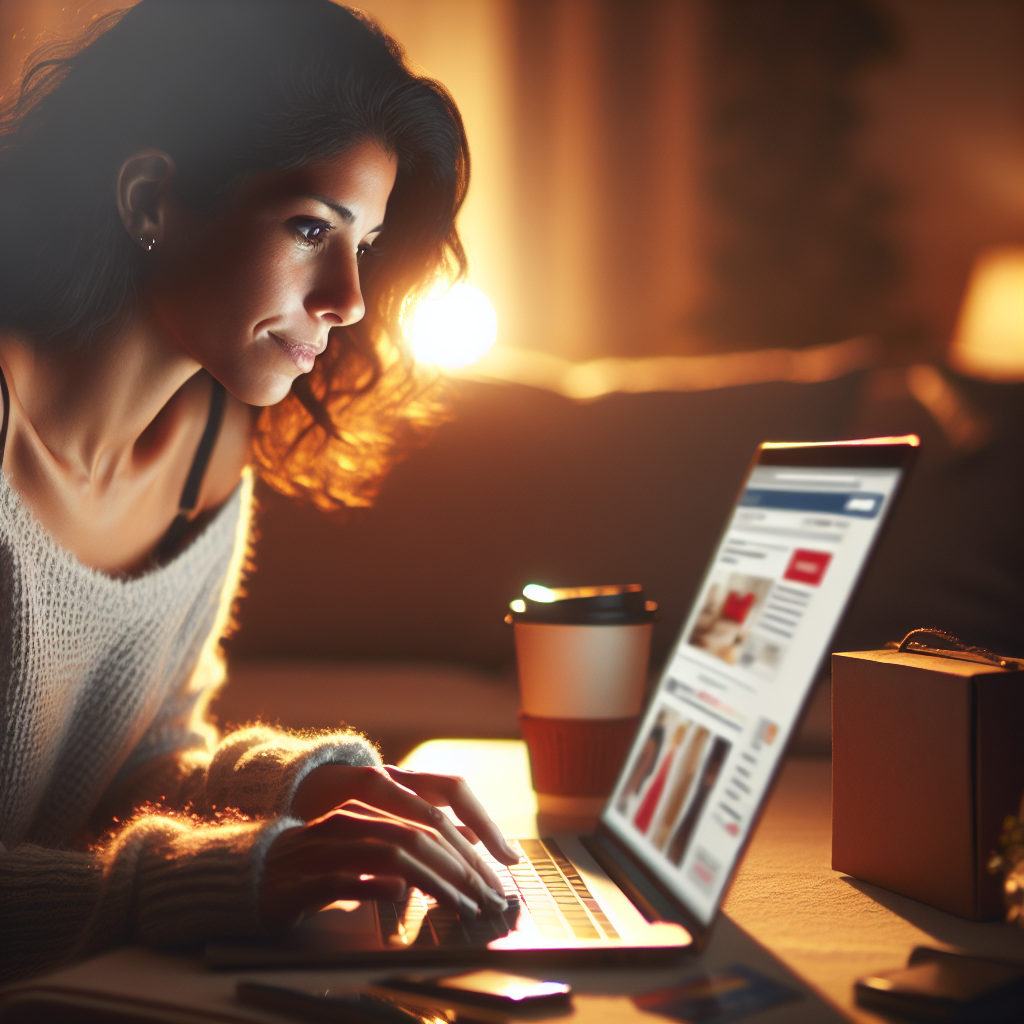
[0,0,467,511]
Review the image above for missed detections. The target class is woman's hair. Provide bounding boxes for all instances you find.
[0,0,467,511]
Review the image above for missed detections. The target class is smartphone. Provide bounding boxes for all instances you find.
[854,946,1024,1022]
[236,971,571,1023]
[236,980,432,1023]
[375,971,571,1012]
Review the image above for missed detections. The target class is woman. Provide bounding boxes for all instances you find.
[0,0,517,982]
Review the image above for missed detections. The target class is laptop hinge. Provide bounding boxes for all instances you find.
[580,832,690,927]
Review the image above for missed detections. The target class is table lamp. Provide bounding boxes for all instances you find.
[948,246,1024,382]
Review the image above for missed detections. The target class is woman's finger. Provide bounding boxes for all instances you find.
[288,806,495,908]
[421,807,506,897]
[263,834,481,924]
[383,766,520,865]
[310,807,506,912]
[335,799,502,897]
[418,803,506,892]
[326,773,511,895]
[291,764,418,823]
[369,843,480,917]
[339,839,482,916]
[454,824,481,845]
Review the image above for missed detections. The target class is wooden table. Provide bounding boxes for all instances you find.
[403,740,1024,1022]
[3,740,1021,1023]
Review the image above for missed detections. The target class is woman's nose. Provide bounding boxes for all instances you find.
[305,248,365,326]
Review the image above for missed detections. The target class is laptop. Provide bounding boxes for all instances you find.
[208,435,918,969]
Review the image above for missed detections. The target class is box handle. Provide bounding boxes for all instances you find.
[886,628,1024,670]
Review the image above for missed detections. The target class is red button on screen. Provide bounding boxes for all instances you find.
[783,549,832,586]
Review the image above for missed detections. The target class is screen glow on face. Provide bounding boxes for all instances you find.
[603,461,902,923]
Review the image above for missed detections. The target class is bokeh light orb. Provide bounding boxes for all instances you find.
[408,283,498,368]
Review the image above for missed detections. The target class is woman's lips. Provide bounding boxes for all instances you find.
[270,333,320,373]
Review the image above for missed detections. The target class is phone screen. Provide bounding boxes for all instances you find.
[380,970,571,1010]
[239,971,572,1021]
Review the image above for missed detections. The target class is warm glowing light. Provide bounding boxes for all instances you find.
[949,247,1024,382]
[323,899,361,912]
[763,435,920,449]
[408,283,498,368]
[509,599,526,613]
[546,584,642,600]
[522,583,641,603]
[446,334,881,398]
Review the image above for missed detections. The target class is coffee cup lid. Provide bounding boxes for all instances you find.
[506,584,658,625]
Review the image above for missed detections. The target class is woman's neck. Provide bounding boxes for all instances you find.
[0,308,201,491]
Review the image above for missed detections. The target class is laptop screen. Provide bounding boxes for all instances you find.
[601,447,909,924]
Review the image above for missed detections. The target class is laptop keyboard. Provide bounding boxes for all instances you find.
[483,838,620,941]
[378,838,621,946]
[378,889,515,948]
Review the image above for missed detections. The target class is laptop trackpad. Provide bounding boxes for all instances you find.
[293,889,516,952]
[286,900,387,952]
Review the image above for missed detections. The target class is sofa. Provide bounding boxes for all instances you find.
[212,368,1022,761]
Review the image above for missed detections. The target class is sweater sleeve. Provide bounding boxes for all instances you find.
[91,641,382,830]
[4,654,382,985]
[0,813,298,984]
[93,721,383,829]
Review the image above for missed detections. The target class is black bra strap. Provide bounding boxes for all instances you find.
[155,378,228,559]
[0,364,8,470]
[178,378,227,513]
[0,366,227,556]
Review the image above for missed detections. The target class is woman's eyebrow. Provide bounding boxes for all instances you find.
[299,193,384,234]
[301,192,354,222]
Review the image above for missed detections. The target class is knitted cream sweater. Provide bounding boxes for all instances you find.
[0,468,381,982]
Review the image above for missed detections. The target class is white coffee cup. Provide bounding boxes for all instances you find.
[508,584,657,817]
[514,621,652,719]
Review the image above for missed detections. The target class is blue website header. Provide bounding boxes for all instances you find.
[739,488,884,518]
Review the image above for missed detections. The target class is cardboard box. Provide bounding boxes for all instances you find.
[832,648,1024,920]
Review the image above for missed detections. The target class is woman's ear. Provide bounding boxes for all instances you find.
[116,150,176,251]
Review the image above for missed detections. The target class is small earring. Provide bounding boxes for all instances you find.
[139,237,157,252]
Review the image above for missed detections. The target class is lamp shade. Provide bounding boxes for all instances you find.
[948,246,1024,382]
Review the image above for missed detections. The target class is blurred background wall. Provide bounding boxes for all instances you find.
[2,0,1020,358]
[1,1,1021,703]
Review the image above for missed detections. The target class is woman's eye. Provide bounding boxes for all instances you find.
[356,242,374,265]
[291,217,332,247]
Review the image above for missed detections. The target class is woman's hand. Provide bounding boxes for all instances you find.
[291,764,520,893]
[261,799,509,930]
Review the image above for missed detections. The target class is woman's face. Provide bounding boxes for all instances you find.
[149,140,398,405]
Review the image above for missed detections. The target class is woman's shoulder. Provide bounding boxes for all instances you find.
[0,355,253,573]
